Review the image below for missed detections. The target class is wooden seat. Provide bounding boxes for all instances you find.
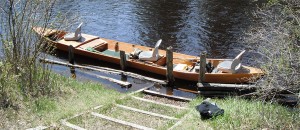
[214,50,246,73]
[78,38,107,50]
[57,34,99,47]
[153,56,166,66]
[139,39,162,61]
[64,23,83,41]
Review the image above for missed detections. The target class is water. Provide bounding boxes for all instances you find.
[5,0,260,97]
[54,0,255,57]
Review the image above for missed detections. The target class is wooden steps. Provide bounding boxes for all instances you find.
[57,90,190,130]
[116,104,179,120]
[60,119,86,130]
[131,96,188,110]
[143,89,192,102]
[91,112,155,130]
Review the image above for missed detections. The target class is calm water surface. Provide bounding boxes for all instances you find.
[49,0,258,95]
[55,0,255,57]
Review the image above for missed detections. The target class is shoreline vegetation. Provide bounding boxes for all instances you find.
[0,0,299,129]
[246,0,300,99]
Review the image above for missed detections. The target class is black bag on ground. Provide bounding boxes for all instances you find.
[196,101,224,119]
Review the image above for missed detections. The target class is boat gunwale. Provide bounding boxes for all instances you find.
[33,27,264,83]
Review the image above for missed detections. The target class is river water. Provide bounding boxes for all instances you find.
[48,0,258,96]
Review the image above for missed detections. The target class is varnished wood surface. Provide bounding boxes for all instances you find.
[33,27,264,83]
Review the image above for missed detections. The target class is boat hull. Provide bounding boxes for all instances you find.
[34,27,263,83]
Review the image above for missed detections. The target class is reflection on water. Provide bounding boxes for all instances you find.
[201,0,256,58]
[120,74,128,82]
[70,68,76,78]
[54,0,256,58]
[149,85,197,99]
[45,0,259,95]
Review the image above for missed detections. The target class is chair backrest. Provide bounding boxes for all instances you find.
[75,22,83,36]
[234,50,246,62]
[231,50,246,72]
[231,58,241,72]
[152,39,162,57]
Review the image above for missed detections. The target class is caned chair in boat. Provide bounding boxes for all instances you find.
[64,22,83,41]
[139,39,162,61]
[214,50,246,73]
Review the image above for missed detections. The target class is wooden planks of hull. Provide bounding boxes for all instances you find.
[33,27,264,83]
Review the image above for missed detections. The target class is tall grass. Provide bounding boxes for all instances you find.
[0,72,122,128]
[245,0,300,98]
[186,97,300,130]
[0,0,76,108]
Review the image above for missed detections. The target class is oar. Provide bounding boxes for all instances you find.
[39,58,167,84]
[173,58,199,64]
[84,71,132,88]
[173,57,199,61]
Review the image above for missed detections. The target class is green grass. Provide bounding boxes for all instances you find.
[68,113,133,129]
[33,97,57,113]
[97,105,176,130]
[183,97,300,130]
[1,72,299,129]
[0,72,122,129]
[116,96,188,118]
[35,77,121,125]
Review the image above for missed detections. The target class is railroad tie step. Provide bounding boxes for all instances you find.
[143,89,192,102]
[61,119,86,130]
[115,104,178,120]
[91,112,154,130]
[131,96,188,110]
[59,105,103,130]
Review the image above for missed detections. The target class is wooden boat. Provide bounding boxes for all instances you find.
[33,27,263,83]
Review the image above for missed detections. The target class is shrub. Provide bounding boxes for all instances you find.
[0,0,75,108]
[245,0,300,98]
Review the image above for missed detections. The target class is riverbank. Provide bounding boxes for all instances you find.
[0,0,299,129]
[0,72,299,129]
[0,73,121,129]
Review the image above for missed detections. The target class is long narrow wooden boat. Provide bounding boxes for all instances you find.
[33,27,263,83]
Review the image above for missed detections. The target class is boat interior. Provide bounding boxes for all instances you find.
[45,29,250,74]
